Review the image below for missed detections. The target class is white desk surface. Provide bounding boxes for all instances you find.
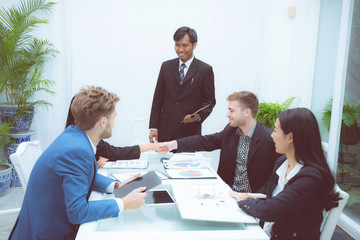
[76,153,269,240]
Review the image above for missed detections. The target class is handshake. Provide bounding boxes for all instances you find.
[148,140,178,155]
[141,140,178,155]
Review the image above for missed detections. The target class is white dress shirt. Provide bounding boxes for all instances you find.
[179,55,195,76]
[86,134,124,212]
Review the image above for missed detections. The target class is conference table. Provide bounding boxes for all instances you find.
[75,152,269,240]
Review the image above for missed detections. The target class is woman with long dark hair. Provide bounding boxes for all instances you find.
[66,97,163,168]
[230,108,340,239]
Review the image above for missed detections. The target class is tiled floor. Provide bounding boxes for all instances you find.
[0,188,22,240]
[0,188,356,240]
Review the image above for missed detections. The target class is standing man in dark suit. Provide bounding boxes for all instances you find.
[149,26,216,142]
[161,91,280,193]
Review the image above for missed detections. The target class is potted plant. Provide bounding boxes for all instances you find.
[256,97,296,129]
[0,0,58,187]
[322,100,360,146]
[0,0,58,133]
[0,123,13,195]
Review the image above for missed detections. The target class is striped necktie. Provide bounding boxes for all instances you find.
[179,63,186,85]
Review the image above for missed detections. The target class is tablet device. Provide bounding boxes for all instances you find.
[145,189,175,206]
[114,170,161,198]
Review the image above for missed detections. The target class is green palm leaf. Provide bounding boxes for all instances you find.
[0,0,58,113]
[257,97,297,129]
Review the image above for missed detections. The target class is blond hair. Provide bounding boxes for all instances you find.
[227,91,259,118]
[71,86,120,130]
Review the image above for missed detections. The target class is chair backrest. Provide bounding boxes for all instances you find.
[132,116,150,145]
[320,185,349,240]
[9,140,42,193]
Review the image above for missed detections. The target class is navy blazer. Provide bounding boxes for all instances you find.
[177,122,279,193]
[238,156,325,239]
[149,57,216,141]
[10,126,119,240]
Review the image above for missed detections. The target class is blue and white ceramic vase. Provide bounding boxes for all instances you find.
[4,130,35,188]
[0,163,13,195]
[0,103,34,133]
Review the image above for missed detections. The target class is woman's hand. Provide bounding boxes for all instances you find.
[97,157,109,169]
[229,191,255,201]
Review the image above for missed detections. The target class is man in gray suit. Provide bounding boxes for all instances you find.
[149,26,216,142]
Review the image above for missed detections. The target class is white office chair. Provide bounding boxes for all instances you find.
[0,208,21,216]
[132,116,150,145]
[320,185,349,240]
[9,140,42,194]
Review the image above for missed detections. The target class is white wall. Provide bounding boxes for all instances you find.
[1,0,321,154]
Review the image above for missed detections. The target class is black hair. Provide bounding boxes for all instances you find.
[173,26,197,44]
[279,108,341,211]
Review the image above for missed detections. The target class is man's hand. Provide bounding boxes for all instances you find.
[149,130,158,143]
[97,157,109,169]
[160,140,178,153]
[182,113,200,124]
[122,187,147,210]
[229,191,255,201]
[139,143,168,154]
[151,143,169,153]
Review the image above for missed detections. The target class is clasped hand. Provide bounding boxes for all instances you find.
[181,113,200,124]
[229,191,256,201]
[157,140,177,155]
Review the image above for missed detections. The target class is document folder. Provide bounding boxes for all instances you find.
[114,170,161,198]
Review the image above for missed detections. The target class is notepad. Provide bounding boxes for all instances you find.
[112,171,148,182]
[103,160,148,169]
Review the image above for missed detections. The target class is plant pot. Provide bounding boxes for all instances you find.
[0,163,13,195]
[3,130,35,188]
[0,103,34,133]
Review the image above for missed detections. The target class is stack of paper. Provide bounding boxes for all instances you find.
[103,159,148,169]
[172,183,257,223]
[111,171,148,182]
[163,154,216,179]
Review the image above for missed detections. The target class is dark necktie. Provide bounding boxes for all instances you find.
[179,63,186,85]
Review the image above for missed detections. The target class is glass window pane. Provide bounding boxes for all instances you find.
[311,0,343,142]
[337,0,360,226]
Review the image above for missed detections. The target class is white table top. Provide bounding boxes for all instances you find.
[76,153,269,240]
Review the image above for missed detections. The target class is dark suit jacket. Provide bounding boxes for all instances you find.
[150,57,216,141]
[10,126,119,240]
[177,122,279,193]
[238,156,325,240]
[95,140,140,161]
